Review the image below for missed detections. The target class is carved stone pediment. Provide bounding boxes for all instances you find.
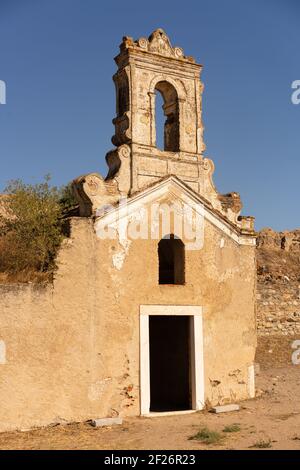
[147,29,174,57]
[120,28,195,62]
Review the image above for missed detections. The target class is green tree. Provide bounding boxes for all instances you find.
[59,182,78,212]
[0,176,64,274]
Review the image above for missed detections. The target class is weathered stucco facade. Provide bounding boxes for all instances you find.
[0,29,257,432]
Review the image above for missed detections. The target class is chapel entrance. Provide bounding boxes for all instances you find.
[149,315,191,412]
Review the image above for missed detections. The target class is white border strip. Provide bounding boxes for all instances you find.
[139,305,204,415]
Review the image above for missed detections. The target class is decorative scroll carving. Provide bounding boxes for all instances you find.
[201,157,214,174]
[73,173,119,217]
[105,144,131,195]
[73,144,131,216]
[137,37,148,49]
[174,47,184,58]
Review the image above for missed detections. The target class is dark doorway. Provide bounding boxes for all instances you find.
[149,315,191,412]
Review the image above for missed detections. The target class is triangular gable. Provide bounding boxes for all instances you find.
[94,176,256,247]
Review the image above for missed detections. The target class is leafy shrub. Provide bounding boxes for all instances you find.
[0,177,70,278]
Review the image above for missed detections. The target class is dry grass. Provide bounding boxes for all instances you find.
[249,439,272,449]
[0,271,51,284]
[223,424,241,433]
[188,427,224,445]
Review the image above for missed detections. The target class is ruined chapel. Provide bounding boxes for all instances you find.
[0,29,257,431]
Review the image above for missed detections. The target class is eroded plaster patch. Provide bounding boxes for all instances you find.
[112,251,126,270]
[110,213,135,271]
[112,238,132,271]
[88,378,112,401]
[0,340,6,364]
[247,364,255,398]
[219,267,240,282]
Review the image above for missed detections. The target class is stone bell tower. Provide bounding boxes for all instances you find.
[107,28,208,195]
[73,29,254,233]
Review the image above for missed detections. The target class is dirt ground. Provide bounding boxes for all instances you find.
[0,336,300,450]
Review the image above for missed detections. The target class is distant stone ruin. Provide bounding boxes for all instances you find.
[257,228,300,336]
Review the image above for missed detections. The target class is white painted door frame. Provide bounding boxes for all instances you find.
[139,305,204,416]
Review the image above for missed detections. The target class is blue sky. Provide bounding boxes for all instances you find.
[0,0,299,230]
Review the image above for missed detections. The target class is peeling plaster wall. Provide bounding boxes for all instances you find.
[0,216,256,432]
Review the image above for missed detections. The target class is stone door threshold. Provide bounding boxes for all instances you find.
[143,409,197,418]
